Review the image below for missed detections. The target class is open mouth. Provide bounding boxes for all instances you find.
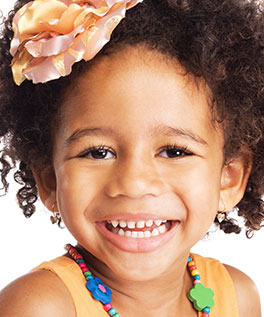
[105,219,174,238]
[97,219,180,252]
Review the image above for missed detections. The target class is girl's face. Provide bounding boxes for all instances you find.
[51,48,226,280]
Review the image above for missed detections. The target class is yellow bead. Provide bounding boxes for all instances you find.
[191,269,199,276]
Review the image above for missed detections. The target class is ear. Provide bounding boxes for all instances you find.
[219,154,252,211]
[32,166,57,212]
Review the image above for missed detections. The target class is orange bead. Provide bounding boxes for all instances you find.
[188,260,195,267]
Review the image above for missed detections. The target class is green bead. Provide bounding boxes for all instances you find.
[84,271,92,277]
[188,283,215,311]
[113,314,120,317]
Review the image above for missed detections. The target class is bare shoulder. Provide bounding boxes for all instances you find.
[0,269,76,317]
[224,264,262,317]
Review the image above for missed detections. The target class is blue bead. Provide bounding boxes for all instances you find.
[108,308,117,316]
[86,275,94,280]
[188,256,192,262]
[76,259,85,264]
[202,307,210,313]
[194,275,201,280]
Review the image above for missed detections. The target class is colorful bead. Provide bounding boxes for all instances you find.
[194,275,201,280]
[202,313,209,317]
[108,307,117,315]
[82,267,89,273]
[188,283,215,311]
[191,269,199,276]
[202,307,210,313]
[84,271,92,277]
[188,260,195,267]
[194,280,201,285]
[113,314,120,317]
[86,277,113,305]
[104,303,113,311]
[189,265,197,271]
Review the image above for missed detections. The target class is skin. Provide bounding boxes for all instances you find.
[0,47,261,316]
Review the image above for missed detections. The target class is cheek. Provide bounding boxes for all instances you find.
[55,164,103,222]
[165,159,222,221]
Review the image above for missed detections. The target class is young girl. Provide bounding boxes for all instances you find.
[0,0,263,316]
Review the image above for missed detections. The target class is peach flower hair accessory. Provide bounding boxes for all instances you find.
[10,0,143,85]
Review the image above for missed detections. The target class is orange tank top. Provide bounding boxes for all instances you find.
[33,253,239,317]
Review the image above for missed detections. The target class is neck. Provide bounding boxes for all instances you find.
[76,244,196,317]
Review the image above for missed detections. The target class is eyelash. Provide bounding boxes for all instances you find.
[78,144,115,159]
[158,143,193,159]
[77,143,193,160]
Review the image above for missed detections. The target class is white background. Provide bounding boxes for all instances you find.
[0,0,263,312]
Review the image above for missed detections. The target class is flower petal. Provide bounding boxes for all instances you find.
[17,0,68,35]
[42,3,83,34]
[83,2,126,60]
[10,2,33,56]
[25,24,85,57]
[23,54,63,84]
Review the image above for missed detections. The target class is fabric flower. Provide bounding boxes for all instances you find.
[188,283,215,311]
[86,277,112,305]
[10,0,143,85]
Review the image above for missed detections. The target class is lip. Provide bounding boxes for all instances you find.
[96,220,180,253]
[96,213,174,222]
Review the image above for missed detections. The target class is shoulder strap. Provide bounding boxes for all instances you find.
[192,254,240,317]
[32,256,108,317]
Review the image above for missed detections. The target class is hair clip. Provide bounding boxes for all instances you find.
[10,0,143,86]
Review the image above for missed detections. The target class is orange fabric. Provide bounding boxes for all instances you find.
[192,254,239,317]
[33,254,239,317]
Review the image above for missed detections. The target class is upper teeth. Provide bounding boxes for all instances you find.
[108,219,167,228]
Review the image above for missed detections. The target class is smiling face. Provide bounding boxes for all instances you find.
[36,47,243,281]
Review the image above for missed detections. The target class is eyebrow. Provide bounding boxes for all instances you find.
[147,125,208,145]
[65,125,208,146]
[66,127,117,145]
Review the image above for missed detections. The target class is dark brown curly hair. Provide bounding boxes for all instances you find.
[1,0,264,236]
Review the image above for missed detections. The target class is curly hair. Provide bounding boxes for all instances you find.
[1,0,264,235]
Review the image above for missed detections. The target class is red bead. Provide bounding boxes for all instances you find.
[74,254,83,260]
[202,313,209,317]
[82,267,89,273]
[79,262,86,268]
[189,265,197,271]
[104,303,112,311]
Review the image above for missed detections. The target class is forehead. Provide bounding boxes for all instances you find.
[59,47,222,146]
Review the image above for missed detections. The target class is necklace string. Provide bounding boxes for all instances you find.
[65,244,214,316]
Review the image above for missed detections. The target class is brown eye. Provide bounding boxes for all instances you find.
[79,147,115,159]
[158,146,193,159]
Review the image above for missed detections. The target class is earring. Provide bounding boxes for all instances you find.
[217,211,226,223]
[217,199,227,223]
[50,203,61,225]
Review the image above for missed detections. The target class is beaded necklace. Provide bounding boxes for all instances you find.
[65,244,214,316]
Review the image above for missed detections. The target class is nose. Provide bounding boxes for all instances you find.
[104,156,170,199]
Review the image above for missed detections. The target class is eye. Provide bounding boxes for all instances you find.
[78,146,115,159]
[158,145,193,159]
